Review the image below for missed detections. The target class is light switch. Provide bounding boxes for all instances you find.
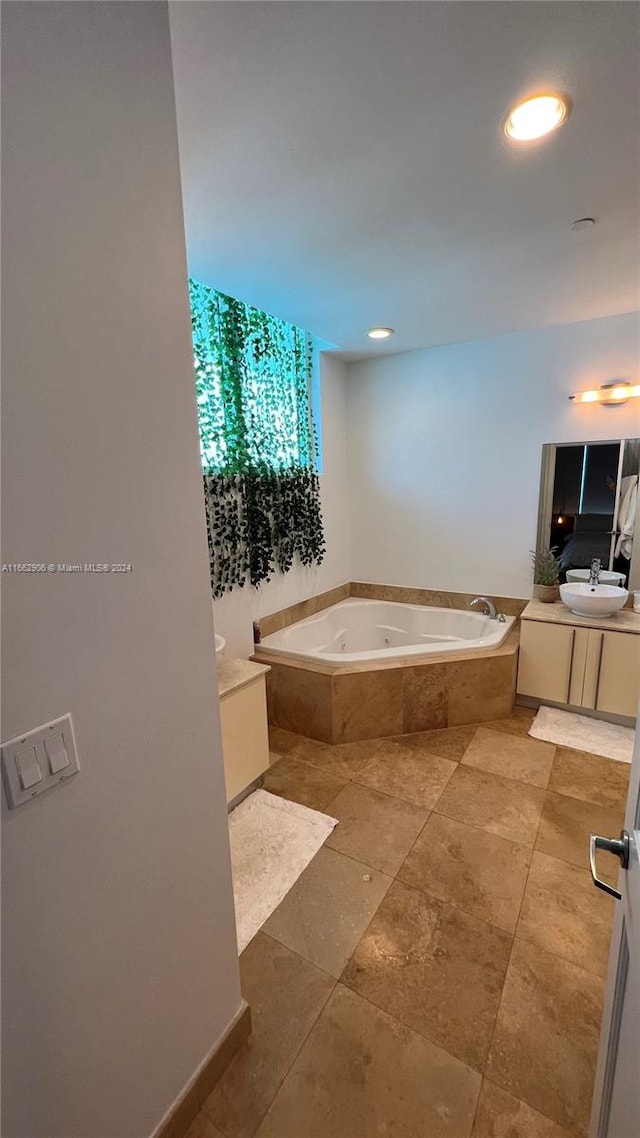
[15,746,43,790]
[45,734,69,774]
[2,713,79,809]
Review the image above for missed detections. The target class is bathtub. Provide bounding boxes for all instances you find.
[259,598,515,664]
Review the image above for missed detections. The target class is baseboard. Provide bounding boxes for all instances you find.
[151,999,252,1138]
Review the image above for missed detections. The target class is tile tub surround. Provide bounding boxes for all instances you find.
[182,713,624,1138]
[257,583,351,639]
[255,581,528,640]
[351,581,529,618]
[259,634,518,743]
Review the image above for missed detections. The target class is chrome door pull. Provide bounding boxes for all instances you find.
[589,831,630,900]
[593,632,605,709]
[565,629,576,704]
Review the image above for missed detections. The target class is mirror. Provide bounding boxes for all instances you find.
[537,438,640,591]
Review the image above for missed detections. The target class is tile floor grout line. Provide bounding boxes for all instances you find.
[246,984,368,1138]
[243,973,338,1138]
[389,803,532,932]
[271,741,621,905]
[260,844,394,976]
[264,719,614,1136]
[257,929,341,983]
[272,722,551,795]
[394,866,522,938]
[467,1076,486,1138]
[336,869,515,1078]
[478,741,618,1135]
[391,807,434,872]
[321,827,525,940]
[444,758,555,793]
[335,968,490,1082]
[536,787,627,876]
[512,923,610,983]
[480,766,562,1127]
[205,932,338,1138]
[325,774,435,809]
[430,799,538,849]
[349,769,456,807]
[322,833,413,880]
[335,897,584,1137]
[515,784,615,983]
[474,1075,577,1138]
[465,729,557,1120]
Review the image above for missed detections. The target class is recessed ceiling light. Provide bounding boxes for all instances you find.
[504,94,570,142]
[367,327,394,340]
[570,217,596,232]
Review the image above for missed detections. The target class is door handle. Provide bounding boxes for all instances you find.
[593,633,605,709]
[565,629,576,704]
[589,831,630,900]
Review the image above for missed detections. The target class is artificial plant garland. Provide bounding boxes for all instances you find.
[190,279,325,597]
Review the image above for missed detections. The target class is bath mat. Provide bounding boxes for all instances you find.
[529,706,635,764]
[228,789,338,954]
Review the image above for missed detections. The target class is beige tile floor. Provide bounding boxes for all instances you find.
[188,707,629,1138]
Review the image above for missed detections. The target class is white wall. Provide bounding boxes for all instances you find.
[213,352,351,658]
[2,5,241,1137]
[346,312,640,599]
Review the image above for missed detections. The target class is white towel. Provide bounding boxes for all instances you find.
[615,475,638,561]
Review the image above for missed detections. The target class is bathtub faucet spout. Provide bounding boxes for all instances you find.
[469,596,501,620]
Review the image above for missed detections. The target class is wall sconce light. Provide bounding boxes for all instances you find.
[569,382,640,407]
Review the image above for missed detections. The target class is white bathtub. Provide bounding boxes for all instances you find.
[260,599,515,664]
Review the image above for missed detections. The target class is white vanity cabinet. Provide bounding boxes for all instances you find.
[217,659,271,804]
[518,602,640,721]
[591,630,640,717]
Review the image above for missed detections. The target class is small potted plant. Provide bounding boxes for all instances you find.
[531,549,561,602]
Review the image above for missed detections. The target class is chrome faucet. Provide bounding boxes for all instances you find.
[470,596,500,620]
[589,559,602,587]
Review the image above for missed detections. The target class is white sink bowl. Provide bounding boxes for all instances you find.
[215,633,226,661]
[566,568,625,586]
[559,582,629,618]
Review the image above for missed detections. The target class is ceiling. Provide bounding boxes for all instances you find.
[170,1,640,360]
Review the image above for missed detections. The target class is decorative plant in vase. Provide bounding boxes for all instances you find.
[531,549,561,603]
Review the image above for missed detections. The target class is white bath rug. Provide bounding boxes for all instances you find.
[228,789,338,954]
[529,706,635,765]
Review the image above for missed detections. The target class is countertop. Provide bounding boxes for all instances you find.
[217,656,271,699]
[522,599,640,635]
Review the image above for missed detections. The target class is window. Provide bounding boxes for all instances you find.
[189,279,325,596]
[190,279,318,475]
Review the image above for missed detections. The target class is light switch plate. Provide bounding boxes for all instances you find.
[1,714,80,809]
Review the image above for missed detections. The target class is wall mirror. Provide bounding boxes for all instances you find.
[537,438,640,591]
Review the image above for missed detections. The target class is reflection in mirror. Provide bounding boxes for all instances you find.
[537,438,640,591]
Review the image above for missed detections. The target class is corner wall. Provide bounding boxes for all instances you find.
[346,312,640,600]
[213,352,351,658]
[1,4,241,1136]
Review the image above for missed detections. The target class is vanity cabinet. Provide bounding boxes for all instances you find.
[593,631,640,718]
[218,659,271,805]
[518,614,640,720]
[518,621,579,706]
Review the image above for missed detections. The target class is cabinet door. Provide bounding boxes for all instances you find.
[595,631,640,719]
[220,677,270,804]
[518,621,579,704]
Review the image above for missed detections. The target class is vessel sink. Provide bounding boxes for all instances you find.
[565,568,625,586]
[215,633,226,660]
[559,582,629,618]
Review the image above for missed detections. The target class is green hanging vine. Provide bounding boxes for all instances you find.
[190,279,325,597]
